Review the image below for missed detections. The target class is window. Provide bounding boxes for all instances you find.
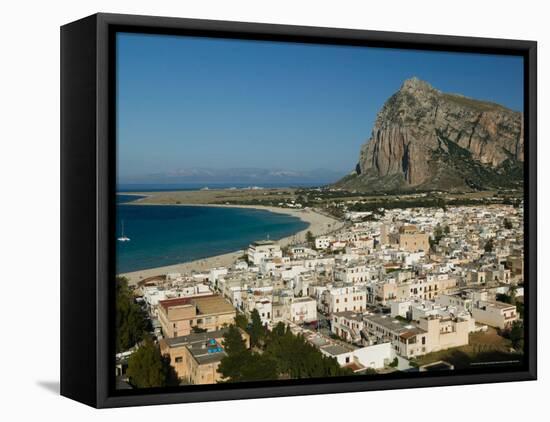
[422,337,426,345]
[175,357,183,363]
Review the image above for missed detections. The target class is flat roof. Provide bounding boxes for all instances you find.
[187,339,227,364]
[194,295,236,315]
[481,300,516,310]
[292,297,316,303]
[308,335,330,348]
[365,314,426,336]
[251,240,277,246]
[159,297,193,311]
[159,294,235,315]
[322,344,351,356]
[164,328,229,348]
[333,311,363,321]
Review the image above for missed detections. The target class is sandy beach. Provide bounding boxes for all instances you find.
[119,202,343,286]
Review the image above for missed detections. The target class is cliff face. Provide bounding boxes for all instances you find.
[338,77,524,192]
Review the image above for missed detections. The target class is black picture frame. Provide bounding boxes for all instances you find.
[60,12,537,408]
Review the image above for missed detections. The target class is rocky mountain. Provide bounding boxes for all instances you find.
[335,77,524,192]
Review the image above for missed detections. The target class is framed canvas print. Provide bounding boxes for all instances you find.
[60,13,537,408]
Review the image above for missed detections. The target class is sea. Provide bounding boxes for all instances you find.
[116,193,308,273]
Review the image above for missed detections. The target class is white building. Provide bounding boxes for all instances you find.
[320,341,394,371]
[208,267,228,287]
[331,311,365,343]
[289,297,317,324]
[472,300,518,329]
[315,236,334,250]
[247,240,283,266]
[322,285,367,314]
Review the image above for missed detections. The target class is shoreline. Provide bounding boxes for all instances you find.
[118,202,343,286]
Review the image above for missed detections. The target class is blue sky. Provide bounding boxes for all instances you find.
[116,32,523,182]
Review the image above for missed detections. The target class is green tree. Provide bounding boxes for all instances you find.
[127,337,167,388]
[264,322,351,379]
[234,312,249,331]
[430,224,444,251]
[516,301,525,319]
[240,354,278,381]
[305,230,315,246]
[218,326,249,381]
[223,325,248,355]
[116,276,146,353]
[509,284,518,299]
[219,322,352,383]
[484,239,494,253]
[496,293,512,304]
[249,309,265,348]
[508,321,524,350]
[219,325,277,382]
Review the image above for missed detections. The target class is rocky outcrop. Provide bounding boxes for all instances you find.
[338,77,524,192]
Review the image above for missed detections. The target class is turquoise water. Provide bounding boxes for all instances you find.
[116,195,308,273]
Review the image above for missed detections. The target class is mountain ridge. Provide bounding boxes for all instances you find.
[120,167,346,186]
[334,77,524,192]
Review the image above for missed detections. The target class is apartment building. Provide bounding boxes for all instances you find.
[335,263,379,284]
[243,295,272,325]
[315,236,334,250]
[289,297,317,324]
[472,299,518,329]
[158,295,236,338]
[160,328,250,385]
[398,225,430,253]
[321,284,367,314]
[247,240,283,265]
[363,313,469,358]
[331,311,365,343]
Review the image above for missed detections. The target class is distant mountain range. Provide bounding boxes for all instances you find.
[121,167,346,186]
[334,77,524,192]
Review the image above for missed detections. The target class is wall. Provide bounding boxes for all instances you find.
[353,342,394,369]
[2,0,547,421]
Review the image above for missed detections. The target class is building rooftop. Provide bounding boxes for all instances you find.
[321,344,352,356]
[187,338,227,365]
[333,311,363,321]
[164,328,229,348]
[365,314,427,336]
[251,240,277,246]
[479,300,516,310]
[159,294,235,315]
[292,297,316,304]
[307,335,328,348]
[194,295,236,315]
[159,297,193,311]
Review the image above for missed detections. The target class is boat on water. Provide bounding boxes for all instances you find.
[117,221,130,242]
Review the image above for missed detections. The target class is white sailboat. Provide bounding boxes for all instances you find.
[117,220,130,242]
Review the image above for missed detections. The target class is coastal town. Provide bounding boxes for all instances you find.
[116,194,525,388]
